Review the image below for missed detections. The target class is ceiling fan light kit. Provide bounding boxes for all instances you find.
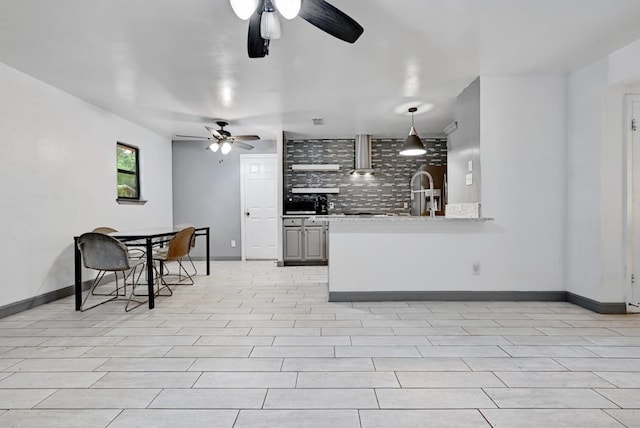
[230,0,259,20]
[274,0,301,19]
[260,10,282,39]
[240,0,364,58]
[400,107,427,156]
[209,141,221,152]
[177,121,260,155]
[220,141,233,154]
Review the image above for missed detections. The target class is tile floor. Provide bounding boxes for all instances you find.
[0,261,639,427]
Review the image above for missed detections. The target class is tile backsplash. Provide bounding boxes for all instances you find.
[285,138,447,214]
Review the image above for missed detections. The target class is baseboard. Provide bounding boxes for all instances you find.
[329,290,628,314]
[566,292,627,314]
[189,256,241,261]
[0,274,116,320]
[284,261,328,266]
[0,285,74,319]
[329,290,567,303]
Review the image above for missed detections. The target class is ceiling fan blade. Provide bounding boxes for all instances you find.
[204,125,224,140]
[299,0,363,44]
[175,134,211,140]
[174,139,212,143]
[248,0,269,58]
[233,141,255,150]
[233,135,261,141]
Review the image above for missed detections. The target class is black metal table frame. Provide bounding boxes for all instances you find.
[74,227,210,310]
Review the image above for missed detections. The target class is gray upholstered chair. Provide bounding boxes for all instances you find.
[92,226,146,259]
[77,232,144,311]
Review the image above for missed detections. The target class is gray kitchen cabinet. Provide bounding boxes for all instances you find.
[283,227,303,260]
[303,226,325,260]
[283,217,327,265]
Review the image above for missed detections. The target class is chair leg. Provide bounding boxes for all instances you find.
[125,264,149,312]
[90,271,127,297]
[153,261,174,296]
[178,259,195,285]
[81,271,124,312]
[159,259,194,286]
[186,254,198,276]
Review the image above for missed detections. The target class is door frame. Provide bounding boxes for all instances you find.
[624,94,640,312]
[240,153,278,261]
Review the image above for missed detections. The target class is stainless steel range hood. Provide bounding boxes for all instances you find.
[349,134,374,174]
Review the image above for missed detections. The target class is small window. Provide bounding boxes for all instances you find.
[117,143,140,200]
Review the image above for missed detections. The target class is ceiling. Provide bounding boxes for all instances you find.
[2,0,640,141]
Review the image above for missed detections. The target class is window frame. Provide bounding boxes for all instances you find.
[116,142,141,201]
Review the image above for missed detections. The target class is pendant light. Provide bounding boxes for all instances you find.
[399,107,426,156]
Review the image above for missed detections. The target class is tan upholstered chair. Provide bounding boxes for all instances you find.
[153,227,196,289]
[92,226,117,234]
[174,223,198,276]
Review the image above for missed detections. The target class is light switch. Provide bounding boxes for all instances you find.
[465,173,473,185]
[468,160,473,172]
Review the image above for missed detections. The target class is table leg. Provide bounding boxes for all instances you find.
[146,237,155,309]
[206,227,210,276]
[74,237,82,311]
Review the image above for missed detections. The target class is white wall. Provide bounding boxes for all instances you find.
[566,59,607,302]
[567,37,640,303]
[480,75,567,292]
[448,77,481,204]
[0,63,173,308]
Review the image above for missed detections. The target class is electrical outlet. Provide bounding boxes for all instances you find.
[231,240,236,247]
[329,202,335,209]
[403,202,409,209]
[472,262,480,275]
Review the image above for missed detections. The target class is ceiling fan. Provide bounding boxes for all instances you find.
[175,121,260,154]
[230,0,364,58]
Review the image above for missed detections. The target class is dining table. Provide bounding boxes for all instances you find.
[74,226,210,310]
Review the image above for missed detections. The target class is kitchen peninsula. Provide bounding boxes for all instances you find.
[312,214,552,302]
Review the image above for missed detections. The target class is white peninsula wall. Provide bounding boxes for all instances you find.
[329,76,574,307]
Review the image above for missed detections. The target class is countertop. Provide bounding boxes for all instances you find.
[308,214,493,222]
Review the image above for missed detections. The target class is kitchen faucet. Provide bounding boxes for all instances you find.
[410,170,436,218]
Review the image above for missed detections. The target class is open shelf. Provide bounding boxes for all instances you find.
[291,188,340,194]
[291,164,341,171]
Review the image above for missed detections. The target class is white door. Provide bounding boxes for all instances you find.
[241,154,278,260]
[629,99,640,312]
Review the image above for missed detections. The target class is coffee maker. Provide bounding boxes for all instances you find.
[316,195,328,215]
